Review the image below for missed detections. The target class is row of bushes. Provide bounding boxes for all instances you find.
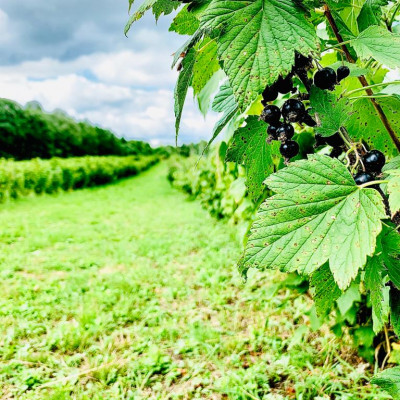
[0,155,159,202]
[167,142,257,231]
[0,99,155,160]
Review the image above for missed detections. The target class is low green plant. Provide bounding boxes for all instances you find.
[0,155,159,202]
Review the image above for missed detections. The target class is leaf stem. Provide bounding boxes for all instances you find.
[349,94,393,100]
[359,180,389,188]
[345,81,400,97]
[323,3,400,153]
[389,1,400,30]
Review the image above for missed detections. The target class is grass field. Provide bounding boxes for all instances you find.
[0,163,389,399]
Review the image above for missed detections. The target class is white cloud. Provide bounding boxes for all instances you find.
[0,52,218,144]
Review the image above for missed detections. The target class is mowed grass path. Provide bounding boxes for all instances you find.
[0,164,387,400]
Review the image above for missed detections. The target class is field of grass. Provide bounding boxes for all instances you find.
[0,163,389,399]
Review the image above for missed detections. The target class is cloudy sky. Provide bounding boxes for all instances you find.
[0,0,218,145]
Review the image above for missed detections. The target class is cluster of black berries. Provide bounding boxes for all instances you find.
[261,99,316,160]
[354,150,386,185]
[314,65,350,91]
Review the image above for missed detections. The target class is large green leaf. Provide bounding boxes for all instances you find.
[169,5,199,35]
[372,367,400,399]
[226,116,280,200]
[365,255,389,333]
[346,97,400,158]
[192,38,220,96]
[201,0,318,110]
[351,26,400,68]
[309,86,352,137]
[380,226,400,289]
[240,155,386,289]
[125,0,157,34]
[310,264,342,316]
[174,48,196,139]
[357,0,389,32]
[338,0,364,35]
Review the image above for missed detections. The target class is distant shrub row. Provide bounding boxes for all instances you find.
[0,155,159,202]
[0,99,154,160]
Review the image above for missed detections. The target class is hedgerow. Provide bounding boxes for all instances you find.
[0,155,159,202]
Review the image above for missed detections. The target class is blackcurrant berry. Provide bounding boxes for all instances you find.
[314,67,337,90]
[329,147,343,158]
[337,65,350,82]
[262,85,278,103]
[363,150,386,173]
[276,74,294,94]
[281,99,305,123]
[325,132,344,148]
[276,123,295,141]
[267,123,282,140]
[294,52,313,70]
[280,140,299,159]
[261,105,281,124]
[314,134,327,147]
[301,113,317,127]
[354,172,374,186]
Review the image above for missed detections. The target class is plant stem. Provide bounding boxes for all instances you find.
[323,4,400,153]
[345,81,400,97]
[389,1,400,30]
[359,180,388,189]
[349,95,393,100]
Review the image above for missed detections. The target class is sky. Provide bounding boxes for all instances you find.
[0,0,218,145]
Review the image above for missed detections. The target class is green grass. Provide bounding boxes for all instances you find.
[0,163,389,399]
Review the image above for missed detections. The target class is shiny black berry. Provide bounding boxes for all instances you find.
[337,65,350,82]
[276,123,294,141]
[262,85,278,103]
[301,113,317,127]
[329,147,343,158]
[261,105,281,124]
[267,124,281,140]
[280,140,299,159]
[276,74,294,94]
[314,67,337,90]
[363,150,386,173]
[325,132,344,148]
[294,52,313,70]
[354,172,374,186]
[281,99,305,123]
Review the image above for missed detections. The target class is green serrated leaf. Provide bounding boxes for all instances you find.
[192,38,220,96]
[153,0,180,21]
[357,0,389,32]
[125,0,157,35]
[174,48,196,140]
[346,97,400,158]
[338,0,364,35]
[309,86,352,137]
[372,366,400,399]
[201,0,318,110]
[169,5,200,35]
[311,263,342,316]
[240,155,386,289]
[365,255,390,333]
[226,116,280,200]
[351,26,400,68]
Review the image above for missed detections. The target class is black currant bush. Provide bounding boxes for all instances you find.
[125,0,400,396]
